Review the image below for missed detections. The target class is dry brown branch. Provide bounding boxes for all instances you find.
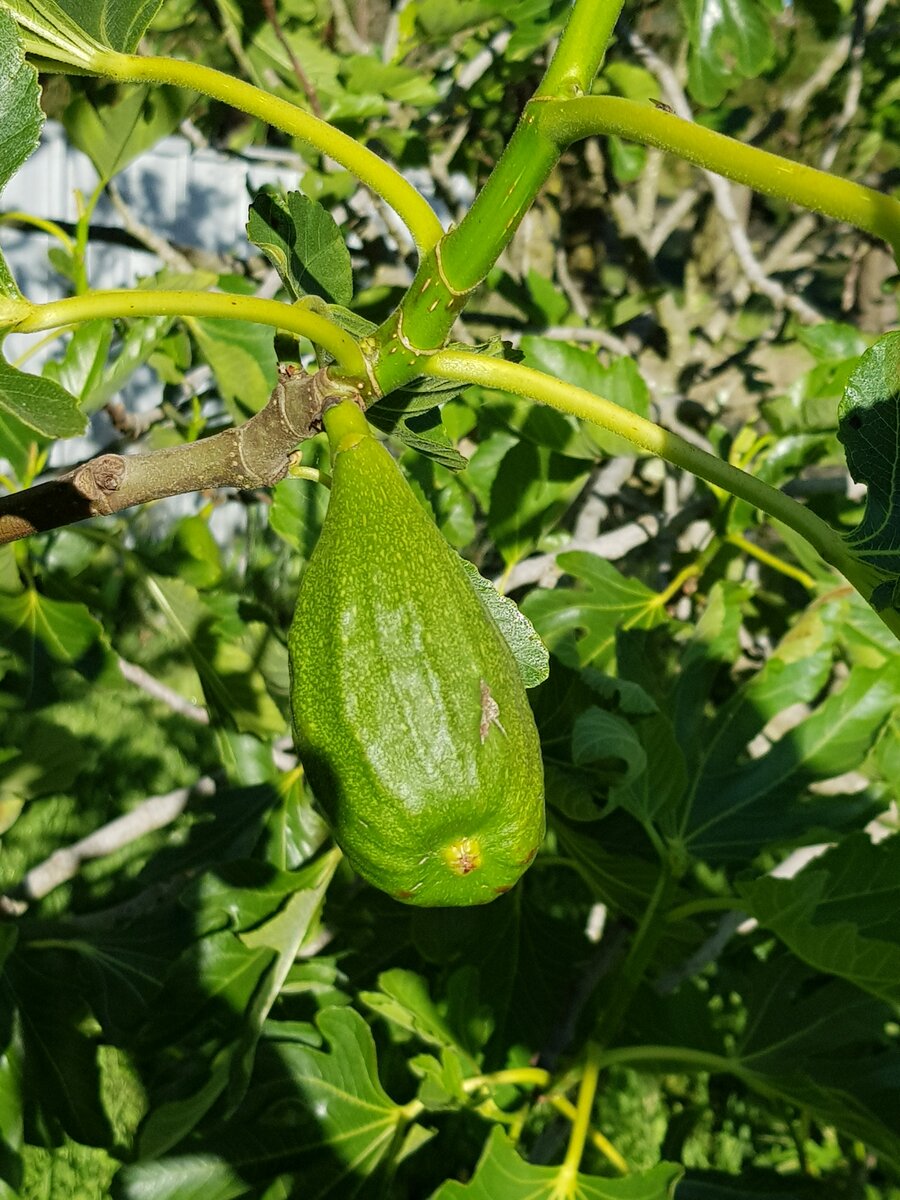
[261,0,324,117]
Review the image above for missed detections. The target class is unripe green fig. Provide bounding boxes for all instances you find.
[288,400,545,906]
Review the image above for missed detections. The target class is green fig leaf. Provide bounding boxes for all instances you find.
[459,558,549,688]
[247,190,353,306]
[837,331,900,611]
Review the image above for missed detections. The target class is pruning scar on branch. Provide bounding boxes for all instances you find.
[0,366,348,546]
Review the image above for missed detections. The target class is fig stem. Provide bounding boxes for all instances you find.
[323,399,371,454]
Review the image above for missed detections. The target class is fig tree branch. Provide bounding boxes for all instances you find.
[424,349,900,641]
[94,50,444,255]
[3,290,368,375]
[0,366,352,546]
[537,96,900,261]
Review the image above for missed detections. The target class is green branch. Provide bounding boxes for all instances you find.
[595,1044,739,1077]
[538,97,900,258]
[4,290,367,375]
[536,0,625,98]
[371,0,631,391]
[557,1042,604,1187]
[93,51,443,256]
[423,350,899,636]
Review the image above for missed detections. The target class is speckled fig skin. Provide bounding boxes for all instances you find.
[288,400,545,907]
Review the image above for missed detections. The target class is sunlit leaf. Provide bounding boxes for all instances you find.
[247,191,352,307]
[459,558,549,687]
[0,590,101,661]
[1,0,162,58]
[0,357,85,437]
[0,7,42,299]
[522,552,671,668]
[682,0,775,106]
[191,281,278,417]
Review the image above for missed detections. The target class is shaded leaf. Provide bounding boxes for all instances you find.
[572,707,646,775]
[520,337,650,458]
[734,957,900,1168]
[684,662,899,861]
[368,403,468,472]
[738,833,900,1006]
[137,854,339,1157]
[629,955,900,1171]
[0,590,101,662]
[837,331,900,609]
[488,443,590,566]
[522,551,670,668]
[410,888,592,1056]
[191,308,277,417]
[7,949,113,1146]
[432,1127,682,1198]
[676,1169,826,1198]
[145,575,284,738]
[693,600,839,780]
[121,1008,412,1198]
[63,84,189,182]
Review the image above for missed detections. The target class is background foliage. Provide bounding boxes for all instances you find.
[0,1,899,1197]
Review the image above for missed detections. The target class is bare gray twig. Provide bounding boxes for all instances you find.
[330,0,370,53]
[107,182,195,274]
[5,777,215,907]
[627,30,823,326]
[117,658,210,723]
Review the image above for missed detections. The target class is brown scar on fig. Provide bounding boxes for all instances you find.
[479,679,507,743]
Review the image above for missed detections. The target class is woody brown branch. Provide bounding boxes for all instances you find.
[0,366,352,546]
